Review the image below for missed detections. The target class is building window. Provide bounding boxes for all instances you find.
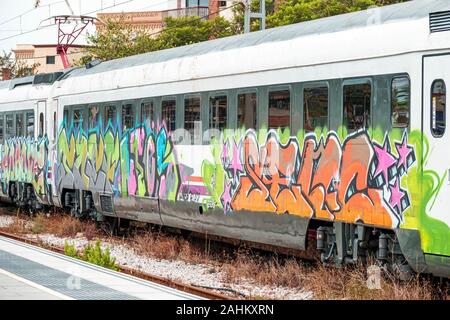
[184,96,201,144]
[15,113,24,136]
[141,101,154,128]
[186,0,208,7]
[343,83,371,132]
[104,105,116,129]
[391,77,410,128]
[304,86,328,132]
[122,104,134,132]
[26,112,34,138]
[162,100,176,132]
[431,79,446,137]
[5,114,13,139]
[268,90,290,129]
[237,92,257,129]
[46,56,55,64]
[89,105,100,129]
[209,95,227,130]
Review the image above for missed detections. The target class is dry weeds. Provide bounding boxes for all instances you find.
[0,210,448,300]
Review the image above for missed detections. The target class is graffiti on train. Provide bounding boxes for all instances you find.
[0,136,49,198]
[217,130,416,228]
[56,120,183,201]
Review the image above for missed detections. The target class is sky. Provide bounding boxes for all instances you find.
[0,0,179,53]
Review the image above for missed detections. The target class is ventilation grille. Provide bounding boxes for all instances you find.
[100,195,114,213]
[430,11,450,33]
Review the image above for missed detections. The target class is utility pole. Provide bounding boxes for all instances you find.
[243,0,266,33]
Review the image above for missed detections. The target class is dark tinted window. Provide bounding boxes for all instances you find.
[122,104,134,132]
[268,90,290,129]
[73,109,82,132]
[0,114,4,142]
[6,114,13,139]
[161,100,176,132]
[104,105,116,129]
[304,86,328,132]
[89,106,100,129]
[209,95,227,130]
[431,80,446,137]
[184,96,201,144]
[141,101,154,128]
[392,77,410,128]
[16,113,24,136]
[237,92,257,129]
[26,112,34,138]
[343,83,371,132]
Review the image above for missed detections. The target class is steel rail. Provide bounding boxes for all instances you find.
[0,229,232,300]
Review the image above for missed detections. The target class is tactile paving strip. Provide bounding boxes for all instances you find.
[0,249,139,300]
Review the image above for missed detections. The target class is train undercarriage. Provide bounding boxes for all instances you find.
[3,182,416,281]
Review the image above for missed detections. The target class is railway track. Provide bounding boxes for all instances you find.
[0,228,232,300]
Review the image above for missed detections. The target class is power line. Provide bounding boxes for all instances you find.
[0,0,66,27]
[0,0,140,43]
[4,2,241,62]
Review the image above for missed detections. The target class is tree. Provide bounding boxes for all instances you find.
[77,16,234,64]
[157,16,234,48]
[74,17,160,64]
[229,0,408,30]
[0,51,39,80]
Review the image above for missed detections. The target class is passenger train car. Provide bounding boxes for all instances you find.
[1,0,450,278]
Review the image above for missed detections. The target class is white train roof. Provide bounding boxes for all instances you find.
[3,0,450,105]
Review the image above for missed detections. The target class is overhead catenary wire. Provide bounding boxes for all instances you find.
[0,0,66,27]
[5,2,242,62]
[0,0,140,43]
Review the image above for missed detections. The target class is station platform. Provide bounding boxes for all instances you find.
[0,236,203,300]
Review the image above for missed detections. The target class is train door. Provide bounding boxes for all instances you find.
[37,100,46,137]
[422,53,450,256]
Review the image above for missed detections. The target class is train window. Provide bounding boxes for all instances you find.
[161,100,176,132]
[53,112,57,140]
[304,86,328,132]
[0,114,4,142]
[141,101,153,128]
[343,83,371,132]
[237,92,257,129]
[89,106,100,129]
[63,109,68,124]
[73,109,83,132]
[122,104,134,132]
[5,114,13,139]
[268,90,290,129]
[431,79,446,137]
[184,96,201,144]
[392,77,410,128]
[209,95,227,130]
[104,105,116,129]
[16,113,24,136]
[26,112,34,138]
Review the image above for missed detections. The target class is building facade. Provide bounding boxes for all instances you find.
[13,44,86,74]
[95,0,232,35]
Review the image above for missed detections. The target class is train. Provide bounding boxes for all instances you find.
[1,0,450,279]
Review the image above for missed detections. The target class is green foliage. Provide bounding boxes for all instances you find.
[82,240,119,271]
[0,50,40,79]
[157,16,234,49]
[76,0,407,64]
[77,16,234,64]
[266,0,408,27]
[64,240,119,271]
[64,240,78,258]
